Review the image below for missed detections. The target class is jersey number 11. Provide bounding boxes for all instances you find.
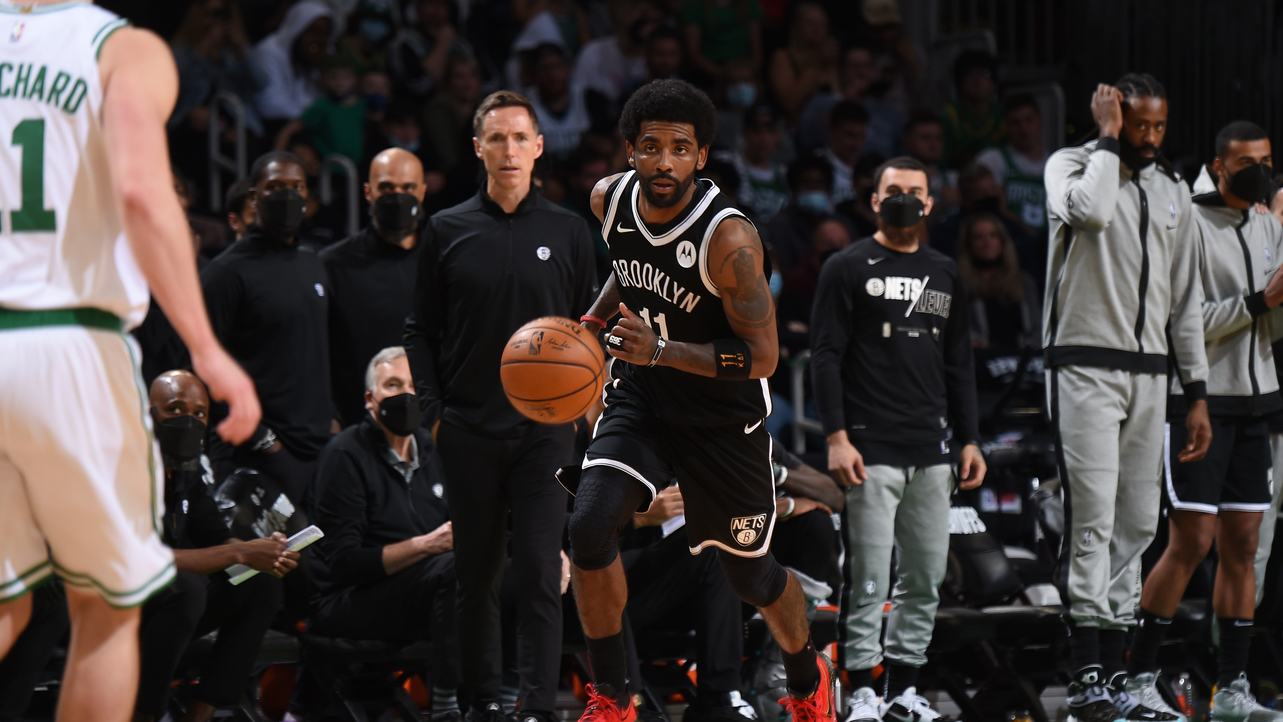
[10,118,55,232]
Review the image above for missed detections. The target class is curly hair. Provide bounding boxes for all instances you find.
[619,79,718,148]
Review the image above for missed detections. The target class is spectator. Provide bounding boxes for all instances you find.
[718,105,790,223]
[322,149,426,427]
[777,216,850,337]
[833,152,885,240]
[940,50,1004,169]
[795,45,903,161]
[973,94,1050,233]
[134,371,297,722]
[225,177,256,242]
[573,1,664,115]
[403,91,598,722]
[276,55,367,169]
[768,2,839,122]
[764,155,849,274]
[622,485,757,722]
[168,0,267,174]
[251,1,338,128]
[858,0,921,115]
[644,24,684,82]
[388,0,474,101]
[681,0,763,82]
[559,147,615,282]
[528,44,592,161]
[511,0,593,58]
[201,151,336,501]
[930,163,1039,279]
[955,213,1041,350]
[902,110,958,222]
[821,100,870,204]
[361,70,393,124]
[423,54,483,178]
[333,0,398,75]
[310,347,461,719]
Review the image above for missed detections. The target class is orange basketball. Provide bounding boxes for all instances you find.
[501,316,607,424]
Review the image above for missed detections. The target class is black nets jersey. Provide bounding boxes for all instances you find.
[600,171,771,426]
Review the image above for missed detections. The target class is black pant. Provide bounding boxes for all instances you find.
[0,583,68,721]
[136,570,284,716]
[436,420,572,712]
[771,510,841,594]
[622,532,743,695]
[312,552,461,690]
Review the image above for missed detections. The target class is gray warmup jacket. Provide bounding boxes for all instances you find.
[1043,137,1208,397]
[1168,190,1283,416]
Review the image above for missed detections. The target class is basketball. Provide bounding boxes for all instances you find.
[501,317,606,424]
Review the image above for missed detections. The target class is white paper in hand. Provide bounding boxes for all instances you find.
[226,525,324,585]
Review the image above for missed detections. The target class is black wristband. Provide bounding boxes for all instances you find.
[713,338,752,379]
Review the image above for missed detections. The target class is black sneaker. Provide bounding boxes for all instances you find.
[1067,680,1126,722]
[509,710,557,722]
[633,691,671,722]
[684,691,759,722]
[469,701,508,722]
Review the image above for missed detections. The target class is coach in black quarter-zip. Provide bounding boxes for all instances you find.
[1042,74,1208,722]
[403,91,599,722]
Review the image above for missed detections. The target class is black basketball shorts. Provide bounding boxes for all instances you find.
[573,377,777,558]
[1165,416,1272,514]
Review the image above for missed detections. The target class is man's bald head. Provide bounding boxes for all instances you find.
[367,148,426,202]
[150,370,210,425]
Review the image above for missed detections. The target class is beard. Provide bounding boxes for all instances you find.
[639,170,695,209]
[1118,135,1159,171]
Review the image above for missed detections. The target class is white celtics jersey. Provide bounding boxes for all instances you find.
[0,2,148,329]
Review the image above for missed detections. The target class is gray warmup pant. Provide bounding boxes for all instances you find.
[1050,366,1166,629]
[841,463,952,670]
[1254,433,1283,607]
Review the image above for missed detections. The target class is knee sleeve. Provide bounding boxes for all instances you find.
[568,467,652,571]
[718,551,789,608]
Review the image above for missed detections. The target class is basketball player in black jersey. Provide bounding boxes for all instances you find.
[561,79,836,722]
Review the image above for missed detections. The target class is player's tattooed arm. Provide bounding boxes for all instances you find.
[582,272,622,330]
[605,217,779,379]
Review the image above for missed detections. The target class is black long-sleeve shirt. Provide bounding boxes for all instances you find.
[810,237,980,466]
[310,419,450,598]
[200,226,335,459]
[404,185,599,438]
[320,225,421,427]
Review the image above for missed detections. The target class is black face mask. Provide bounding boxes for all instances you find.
[257,188,307,241]
[373,192,421,240]
[155,415,206,463]
[377,393,422,436]
[1118,136,1159,171]
[1228,162,1273,205]
[971,196,1002,215]
[879,193,926,228]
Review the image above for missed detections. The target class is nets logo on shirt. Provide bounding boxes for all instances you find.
[866,275,953,319]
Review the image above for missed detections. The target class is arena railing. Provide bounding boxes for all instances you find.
[789,349,825,454]
[207,90,247,213]
[319,154,359,239]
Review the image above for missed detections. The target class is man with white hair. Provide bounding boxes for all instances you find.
[310,347,462,720]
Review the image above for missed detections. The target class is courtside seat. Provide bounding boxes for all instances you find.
[295,630,433,722]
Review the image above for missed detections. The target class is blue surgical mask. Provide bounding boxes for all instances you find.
[727,82,757,109]
[359,18,392,44]
[794,190,830,215]
[364,93,389,111]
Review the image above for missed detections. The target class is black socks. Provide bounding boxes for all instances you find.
[848,668,876,693]
[883,662,919,699]
[1217,617,1253,689]
[586,631,629,702]
[781,637,821,698]
[1127,608,1173,677]
[1070,625,1100,678]
[1100,628,1127,680]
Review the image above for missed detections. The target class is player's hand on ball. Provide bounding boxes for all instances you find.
[958,444,987,490]
[606,302,660,366]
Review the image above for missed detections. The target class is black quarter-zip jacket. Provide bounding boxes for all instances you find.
[321,225,421,426]
[404,184,599,438]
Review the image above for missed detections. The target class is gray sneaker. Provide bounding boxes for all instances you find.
[1115,673,1182,721]
[844,687,880,722]
[1211,675,1283,721]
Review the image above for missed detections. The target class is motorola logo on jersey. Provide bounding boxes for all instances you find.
[865,275,953,319]
[675,240,697,268]
[611,258,703,313]
[730,514,767,546]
